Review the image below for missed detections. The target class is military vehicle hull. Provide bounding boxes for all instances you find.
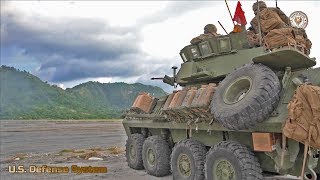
[123,31,320,179]
[123,66,320,177]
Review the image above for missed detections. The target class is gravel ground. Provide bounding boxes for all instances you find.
[0,120,303,180]
[0,120,171,180]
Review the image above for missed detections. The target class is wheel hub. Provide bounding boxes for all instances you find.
[214,159,236,180]
[223,76,252,105]
[178,154,192,177]
[129,144,136,159]
[147,148,156,166]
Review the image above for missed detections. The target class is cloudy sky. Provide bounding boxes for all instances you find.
[1,1,319,92]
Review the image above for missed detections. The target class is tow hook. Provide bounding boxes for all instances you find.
[303,149,319,180]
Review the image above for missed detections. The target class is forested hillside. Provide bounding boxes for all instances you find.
[0,66,167,119]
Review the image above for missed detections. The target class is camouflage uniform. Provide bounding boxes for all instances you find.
[252,1,289,25]
[190,24,219,45]
[250,2,312,55]
[250,1,289,34]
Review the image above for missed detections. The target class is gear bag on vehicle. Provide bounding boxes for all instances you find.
[263,27,312,55]
[263,27,296,49]
[282,84,320,149]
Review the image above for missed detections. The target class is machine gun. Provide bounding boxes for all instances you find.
[151,66,178,88]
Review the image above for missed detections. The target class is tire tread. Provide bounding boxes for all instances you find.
[142,135,171,177]
[211,64,281,130]
[171,139,207,180]
[126,133,145,170]
[205,141,263,180]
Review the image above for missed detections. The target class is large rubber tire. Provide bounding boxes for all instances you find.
[171,139,207,180]
[126,133,145,170]
[211,63,281,130]
[205,141,263,180]
[142,136,171,177]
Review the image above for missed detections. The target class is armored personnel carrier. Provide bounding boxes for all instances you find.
[122,24,320,179]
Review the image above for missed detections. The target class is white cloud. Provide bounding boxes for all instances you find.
[7,1,168,27]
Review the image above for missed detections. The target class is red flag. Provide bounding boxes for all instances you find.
[233,1,247,25]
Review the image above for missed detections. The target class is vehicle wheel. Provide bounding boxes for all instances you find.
[205,141,263,180]
[211,63,281,130]
[126,133,145,170]
[171,139,207,180]
[142,136,171,177]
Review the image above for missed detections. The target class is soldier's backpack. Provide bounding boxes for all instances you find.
[263,27,296,49]
[282,84,320,178]
[283,84,320,149]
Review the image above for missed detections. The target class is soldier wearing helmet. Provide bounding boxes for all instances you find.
[190,24,220,45]
[252,1,289,26]
[252,1,267,15]
[204,24,218,36]
[249,1,289,35]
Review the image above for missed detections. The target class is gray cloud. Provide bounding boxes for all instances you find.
[1,3,146,82]
[0,1,192,85]
[1,12,140,61]
[37,57,146,82]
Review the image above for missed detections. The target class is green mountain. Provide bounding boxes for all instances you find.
[0,66,167,119]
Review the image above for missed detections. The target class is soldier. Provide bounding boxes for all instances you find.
[190,24,220,45]
[250,1,289,35]
[250,1,312,55]
[252,1,289,25]
[204,24,219,36]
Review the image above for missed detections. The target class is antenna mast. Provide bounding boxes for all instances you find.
[224,0,235,26]
[256,0,263,46]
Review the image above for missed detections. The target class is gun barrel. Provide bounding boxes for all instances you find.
[151,77,163,80]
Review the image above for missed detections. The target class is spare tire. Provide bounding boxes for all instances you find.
[211,64,281,130]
